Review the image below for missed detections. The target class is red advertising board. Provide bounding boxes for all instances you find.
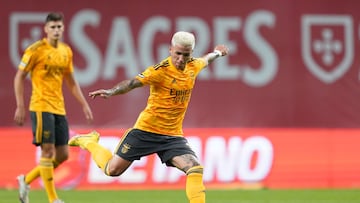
[2,0,360,191]
[1,128,360,190]
[1,0,360,128]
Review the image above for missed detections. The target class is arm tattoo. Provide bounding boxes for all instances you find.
[111,79,143,95]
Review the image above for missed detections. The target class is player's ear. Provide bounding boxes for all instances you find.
[43,24,48,34]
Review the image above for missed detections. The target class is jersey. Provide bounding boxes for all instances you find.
[18,38,74,115]
[134,56,207,136]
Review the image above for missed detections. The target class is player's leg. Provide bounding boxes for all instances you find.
[54,114,70,166]
[171,154,206,203]
[45,115,71,203]
[158,136,205,203]
[68,130,133,176]
[156,135,205,203]
[103,155,132,176]
[41,112,69,203]
[17,145,68,203]
[17,112,55,203]
[20,143,65,186]
[68,130,113,172]
[26,112,59,203]
[40,143,59,203]
[21,159,61,185]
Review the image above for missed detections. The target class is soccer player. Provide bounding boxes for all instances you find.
[69,31,229,203]
[13,12,93,203]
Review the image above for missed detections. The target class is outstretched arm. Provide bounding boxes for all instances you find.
[202,44,229,65]
[89,78,143,99]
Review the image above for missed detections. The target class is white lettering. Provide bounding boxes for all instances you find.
[86,135,273,184]
[12,10,279,87]
[203,136,242,182]
[238,136,273,182]
[139,16,170,68]
[103,17,139,80]
[119,157,148,183]
[152,157,183,183]
[69,9,102,86]
[242,10,278,87]
[213,17,241,79]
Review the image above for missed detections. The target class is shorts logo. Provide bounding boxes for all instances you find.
[121,143,131,154]
[9,12,47,69]
[301,15,354,83]
[43,130,51,139]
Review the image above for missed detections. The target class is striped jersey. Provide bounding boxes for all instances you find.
[134,56,207,136]
[18,38,73,115]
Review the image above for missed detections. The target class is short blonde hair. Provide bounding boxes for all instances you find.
[171,31,195,49]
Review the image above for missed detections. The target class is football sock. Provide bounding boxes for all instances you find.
[24,166,40,184]
[39,157,58,202]
[24,159,59,184]
[86,142,113,171]
[186,166,206,203]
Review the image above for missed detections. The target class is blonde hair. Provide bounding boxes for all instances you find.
[171,31,195,49]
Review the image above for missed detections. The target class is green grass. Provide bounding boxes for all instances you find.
[1,189,360,203]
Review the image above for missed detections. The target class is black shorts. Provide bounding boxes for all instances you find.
[115,128,196,166]
[30,111,69,146]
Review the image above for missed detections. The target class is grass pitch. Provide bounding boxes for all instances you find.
[1,189,360,203]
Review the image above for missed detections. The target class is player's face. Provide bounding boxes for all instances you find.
[44,21,64,41]
[170,44,193,70]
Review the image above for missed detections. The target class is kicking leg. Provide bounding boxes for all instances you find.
[68,131,131,176]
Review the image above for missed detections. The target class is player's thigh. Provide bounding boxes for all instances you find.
[30,111,56,146]
[107,154,133,176]
[171,154,200,173]
[54,114,69,146]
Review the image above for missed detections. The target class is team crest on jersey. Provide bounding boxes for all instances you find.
[189,71,195,79]
[121,143,131,154]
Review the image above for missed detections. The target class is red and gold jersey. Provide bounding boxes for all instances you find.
[134,56,207,136]
[18,38,73,115]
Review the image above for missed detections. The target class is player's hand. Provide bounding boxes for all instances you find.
[14,106,26,126]
[89,89,113,99]
[83,104,94,123]
[214,44,229,56]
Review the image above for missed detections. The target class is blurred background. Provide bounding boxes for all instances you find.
[1,0,360,191]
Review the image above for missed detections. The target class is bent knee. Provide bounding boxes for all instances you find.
[105,158,131,176]
[106,166,123,176]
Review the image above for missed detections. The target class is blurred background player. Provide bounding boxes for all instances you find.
[69,31,229,203]
[13,12,93,203]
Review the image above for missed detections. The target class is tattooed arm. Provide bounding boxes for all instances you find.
[89,78,143,99]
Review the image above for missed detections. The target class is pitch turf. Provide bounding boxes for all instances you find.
[1,189,360,203]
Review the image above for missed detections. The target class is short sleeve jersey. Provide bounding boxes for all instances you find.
[134,56,207,136]
[18,38,73,115]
